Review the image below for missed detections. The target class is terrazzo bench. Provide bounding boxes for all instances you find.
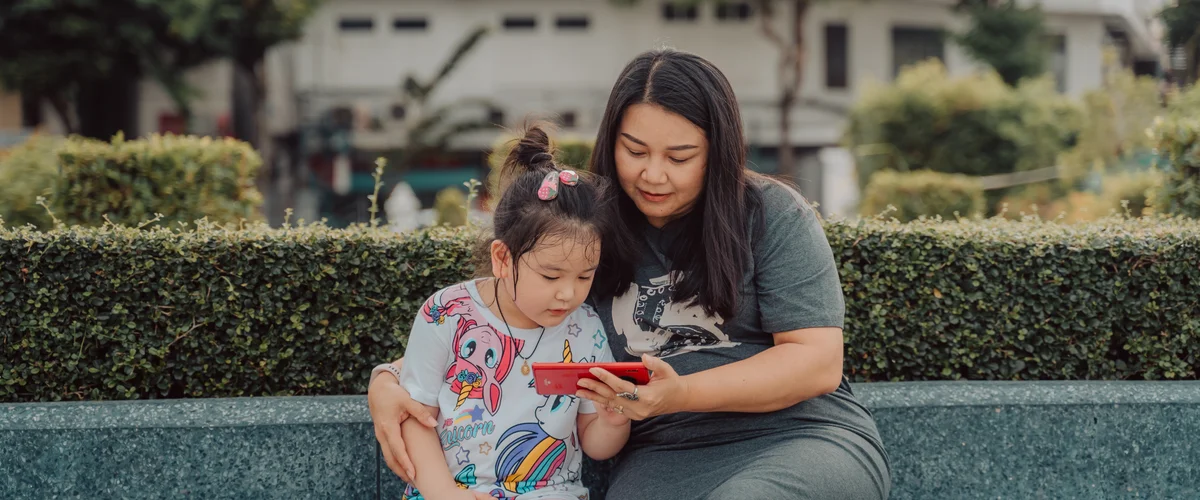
[3,381,1198,499]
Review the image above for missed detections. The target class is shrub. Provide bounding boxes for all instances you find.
[1100,170,1163,217]
[845,60,1081,188]
[860,170,985,221]
[0,135,61,229]
[54,133,263,228]
[0,223,476,402]
[4,217,1198,402]
[1149,116,1200,218]
[433,187,468,227]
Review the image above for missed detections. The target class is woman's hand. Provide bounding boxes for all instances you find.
[368,371,438,481]
[575,354,688,421]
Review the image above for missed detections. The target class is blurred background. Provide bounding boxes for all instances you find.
[2,0,1197,229]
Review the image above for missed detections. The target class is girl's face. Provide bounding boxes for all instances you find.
[491,231,601,328]
[614,103,709,228]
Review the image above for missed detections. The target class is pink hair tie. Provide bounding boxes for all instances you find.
[537,170,580,201]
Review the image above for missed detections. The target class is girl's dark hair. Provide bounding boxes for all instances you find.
[490,122,634,298]
[590,48,763,319]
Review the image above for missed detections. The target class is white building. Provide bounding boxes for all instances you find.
[3,0,1169,218]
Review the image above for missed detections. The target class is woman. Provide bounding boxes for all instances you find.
[369,48,891,499]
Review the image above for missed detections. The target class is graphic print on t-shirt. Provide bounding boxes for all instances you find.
[610,273,739,357]
[421,284,524,415]
[495,340,589,494]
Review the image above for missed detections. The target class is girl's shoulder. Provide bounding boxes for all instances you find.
[417,281,480,326]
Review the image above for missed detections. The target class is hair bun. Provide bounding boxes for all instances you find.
[505,123,557,174]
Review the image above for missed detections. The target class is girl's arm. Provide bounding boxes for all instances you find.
[401,403,468,499]
[576,407,630,460]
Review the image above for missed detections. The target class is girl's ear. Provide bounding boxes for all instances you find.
[490,240,512,279]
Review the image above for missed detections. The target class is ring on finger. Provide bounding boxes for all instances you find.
[616,386,640,401]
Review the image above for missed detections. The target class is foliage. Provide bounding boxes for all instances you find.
[0,224,474,402]
[1100,170,1163,217]
[1159,0,1200,84]
[860,170,985,221]
[834,216,1200,382]
[0,136,63,230]
[53,134,264,228]
[3,217,1199,402]
[1150,115,1200,218]
[433,187,468,227]
[1057,60,1163,185]
[954,0,1048,86]
[846,61,1081,193]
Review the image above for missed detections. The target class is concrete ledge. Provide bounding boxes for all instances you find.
[3,382,1199,499]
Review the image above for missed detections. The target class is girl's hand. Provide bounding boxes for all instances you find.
[596,402,632,426]
[575,354,688,421]
[368,372,438,482]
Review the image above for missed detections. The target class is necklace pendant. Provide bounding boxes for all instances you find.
[521,359,530,376]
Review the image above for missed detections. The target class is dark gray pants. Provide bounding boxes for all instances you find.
[605,427,891,500]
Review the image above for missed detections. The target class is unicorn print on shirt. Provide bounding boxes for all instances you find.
[421,284,524,415]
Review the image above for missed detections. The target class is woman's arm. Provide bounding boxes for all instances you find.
[369,358,439,481]
[577,327,843,419]
[676,327,843,413]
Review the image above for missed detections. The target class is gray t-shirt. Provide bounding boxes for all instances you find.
[590,180,885,456]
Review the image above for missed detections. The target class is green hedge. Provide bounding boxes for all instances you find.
[1,223,477,402]
[0,135,61,230]
[860,170,986,221]
[3,217,1198,402]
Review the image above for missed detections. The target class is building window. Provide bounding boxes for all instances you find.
[393,17,428,32]
[555,15,590,31]
[1045,34,1067,93]
[339,17,375,33]
[503,16,537,30]
[560,111,578,129]
[825,23,849,89]
[715,2,753,21]
[488,108,505,126]
[663,2,698,22]
[892,27,944,77]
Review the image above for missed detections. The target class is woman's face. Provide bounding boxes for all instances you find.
[614,103,708,228]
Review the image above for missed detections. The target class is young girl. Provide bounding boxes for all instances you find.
[373,125,632,500]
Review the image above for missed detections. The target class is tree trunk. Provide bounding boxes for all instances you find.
[776,0,810,181]
[77,74,138,140]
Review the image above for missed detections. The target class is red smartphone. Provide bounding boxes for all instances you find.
[530,362,652,396]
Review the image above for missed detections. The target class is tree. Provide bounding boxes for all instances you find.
[1160,0,1200,85]
[394,25,499,171]
[953,0,1048,86]
[0,0,167,136]
[206,0,321,150]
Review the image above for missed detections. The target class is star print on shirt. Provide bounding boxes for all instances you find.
[455,446,471,465]
[479,442,492,456]
[467,405,484,422]
[568,323,582,338]
[592,329,606,350]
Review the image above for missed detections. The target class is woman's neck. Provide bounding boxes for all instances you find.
[477,277,539,329]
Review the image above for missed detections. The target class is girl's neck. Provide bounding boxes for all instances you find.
[478,277,540,330]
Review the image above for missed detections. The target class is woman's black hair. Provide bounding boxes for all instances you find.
[590,48,764,319]
[490,122,635,298]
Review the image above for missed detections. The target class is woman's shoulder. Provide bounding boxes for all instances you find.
[747,176,819,225]
[749,175,816,213]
